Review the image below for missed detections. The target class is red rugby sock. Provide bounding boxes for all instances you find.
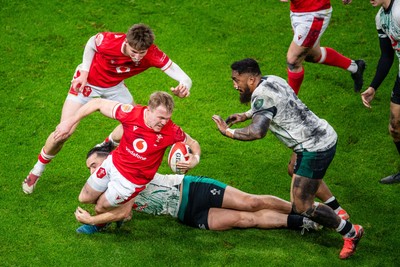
[287,68,304,95]
[319,47,351,69]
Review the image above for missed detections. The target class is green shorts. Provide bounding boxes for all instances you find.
[294,143,336,179]
[177,175,227,229]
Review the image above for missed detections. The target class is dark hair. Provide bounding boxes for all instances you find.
[126,23,155,50]
[231,58,261,76]
[86,141,113,159]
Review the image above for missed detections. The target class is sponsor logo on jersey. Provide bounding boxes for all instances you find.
[126,147,147,161]
[254,98,264,110]
[116,66,131,73]
[155,134,163,144]
[133,138,147,153]
[96,167,107,179]
[114,34,124,38]
[82,86,92,97]
[133,126,138,131]
[121,104,133,113]
[210,188,221,196]
[68,86,78,96]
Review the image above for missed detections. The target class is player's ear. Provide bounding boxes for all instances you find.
[247,74,256,85]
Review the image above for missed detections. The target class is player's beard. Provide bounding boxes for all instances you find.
[240,87,252,104]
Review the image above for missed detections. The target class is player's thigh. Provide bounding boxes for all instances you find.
[221,186,254,210]
[287,41,310,66]
[60,100,84,122]
[104,175,145,208]
[81,161,112,203]
[208,208,247,230]
[294,145,336,179]
[95,192,114,213]
[78,182,104,204]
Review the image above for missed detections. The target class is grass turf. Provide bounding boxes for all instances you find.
[1,0,399,266]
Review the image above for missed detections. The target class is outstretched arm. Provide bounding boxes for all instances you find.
[212,113,270,141]
[361,31,394,108]
[75,199,134,225]
[225,109,253,126]
[54,99,119,141]
[164,62,192,98]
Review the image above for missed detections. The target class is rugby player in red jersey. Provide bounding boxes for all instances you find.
[280,0,365,94]
[23,24,192,194]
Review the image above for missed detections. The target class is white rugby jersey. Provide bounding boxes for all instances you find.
[376,0,400,69]
[250,75,337,152]
[132,173,184,218]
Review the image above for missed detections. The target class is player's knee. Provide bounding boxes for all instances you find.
[94,203,108,214]
[304,54,318,63]
[246,195,264,210]
[286,61,297,71]
[292,203,314,217]
[78,193,94,204]
[292,203,302,215]
[286,53,304,69]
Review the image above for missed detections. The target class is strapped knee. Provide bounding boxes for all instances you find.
[295,203,319,218]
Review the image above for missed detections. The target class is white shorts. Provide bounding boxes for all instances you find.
[87,155,146,207]
[290,7,332,48]
[66,65,134,105]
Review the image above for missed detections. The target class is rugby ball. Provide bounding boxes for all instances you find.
[168,142,191,174]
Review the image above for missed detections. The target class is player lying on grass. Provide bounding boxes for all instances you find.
[74,142,321,233]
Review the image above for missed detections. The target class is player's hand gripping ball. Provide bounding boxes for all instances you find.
[168,142,191,174]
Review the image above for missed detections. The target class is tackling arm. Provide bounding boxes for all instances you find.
[75,200,134,225]
[70,98,118,124]
[225,109,253,126]
[164,62,192,90]
[212,113,270,141]
[54,99,119,141]
[164,62,192,98]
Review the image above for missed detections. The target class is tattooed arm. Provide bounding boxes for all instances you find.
[212,113,270,141]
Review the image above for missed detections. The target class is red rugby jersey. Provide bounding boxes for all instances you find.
[87,32,171,88]
[111,104,185,185]
[289,0,331,13]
